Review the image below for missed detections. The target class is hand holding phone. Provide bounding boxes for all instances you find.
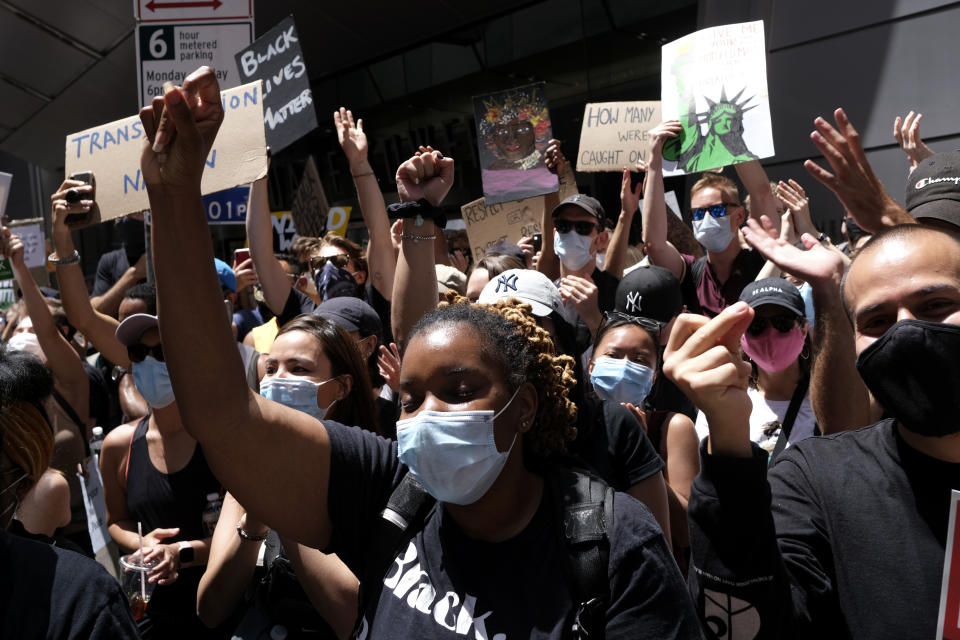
[532,233,543,253]
[233,248,250,267]
[64,171,101,228]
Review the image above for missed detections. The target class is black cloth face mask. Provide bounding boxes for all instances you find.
[856,319,960,437]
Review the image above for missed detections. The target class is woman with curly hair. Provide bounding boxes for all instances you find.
[147,83,700,638]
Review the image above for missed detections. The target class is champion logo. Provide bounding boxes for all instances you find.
[915,176,960,189]
[495,274,519,293]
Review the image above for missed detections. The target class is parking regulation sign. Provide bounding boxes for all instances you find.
[136,21,252,107]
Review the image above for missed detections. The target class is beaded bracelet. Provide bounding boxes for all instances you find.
[236,519,268,542]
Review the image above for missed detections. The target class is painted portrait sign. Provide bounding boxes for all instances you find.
[473,82,559,205]
[660,20,775,175]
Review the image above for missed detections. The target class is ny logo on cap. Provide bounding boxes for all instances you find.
[626,291,642,313]
[496,274,519,293]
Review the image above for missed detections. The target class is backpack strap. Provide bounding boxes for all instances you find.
[353,472,435,637]
[550,465,614,640]
[770,374,810,463]
[51,388,90,457]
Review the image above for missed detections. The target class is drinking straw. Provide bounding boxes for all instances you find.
[137,521,146,601]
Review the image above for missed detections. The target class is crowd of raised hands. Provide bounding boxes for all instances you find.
[2,63,960,640]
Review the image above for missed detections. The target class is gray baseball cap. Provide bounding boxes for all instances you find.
[477,268,564,317]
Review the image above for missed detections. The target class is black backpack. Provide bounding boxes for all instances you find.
[354,465,615,639]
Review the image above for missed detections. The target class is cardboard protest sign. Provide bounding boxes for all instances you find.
[473,82,558,205]
[290,156,328,238]
[576,102,662,172]
[0,172,11,217]
[271,210,296,253]
[937,490,960,639]
[235,16,317,152]
[64,81,268,227]
[326,206,351,237]
[461,196,543,259]
[660,20,774,175]
[8,221,46,269]
[77,457,110,553]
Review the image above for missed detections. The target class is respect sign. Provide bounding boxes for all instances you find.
[63,81,268,227]
[235,15,317,152]
[461,196,543,259]
[576,101,661,172]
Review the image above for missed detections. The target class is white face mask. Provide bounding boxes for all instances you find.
[259,376,335,421]
[693,213,736,253]
[396,387,521,505]
[553,231,595,271]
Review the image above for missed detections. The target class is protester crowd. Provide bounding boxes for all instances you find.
[1,61,959,640]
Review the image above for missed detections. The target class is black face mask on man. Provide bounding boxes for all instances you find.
[856,319,960,437]
[315,261,360,302]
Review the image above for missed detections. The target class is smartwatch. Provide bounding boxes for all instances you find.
[178,541,195,565]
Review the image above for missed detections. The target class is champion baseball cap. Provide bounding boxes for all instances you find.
[477,268,564,317]
[739,278,805,317]
[905,151,960,228]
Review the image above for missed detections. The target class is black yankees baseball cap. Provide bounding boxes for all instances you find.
[614,265,682,324]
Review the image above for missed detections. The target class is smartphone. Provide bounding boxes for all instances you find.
[234,248,250,267]
[531,233,543,253]
[66,171,99,227]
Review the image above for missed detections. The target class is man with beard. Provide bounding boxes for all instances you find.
[665,223,960,638]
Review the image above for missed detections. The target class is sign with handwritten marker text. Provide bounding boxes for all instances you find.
[64,80,268,227]
[576,101,662,172]
[235,15,317,152]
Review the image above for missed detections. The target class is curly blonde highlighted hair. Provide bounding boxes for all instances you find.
[414,294,578,457]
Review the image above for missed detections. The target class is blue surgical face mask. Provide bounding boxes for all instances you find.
[259,376,332,421]
[590,356,654,406]
[693,213,736,253]
[553,231,595,271]
[396,387,521,505]
[131,356,175,409]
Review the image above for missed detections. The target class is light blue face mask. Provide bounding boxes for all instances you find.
[396,387,521,505]
[259,376,332,421]
[131,356,175,409]
[693,213,736,253]
[553,231,595,271]
[590,356,654,406]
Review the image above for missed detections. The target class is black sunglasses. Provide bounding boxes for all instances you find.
[553,219,601,236]
[309,254,350,272]
[691,202,740,222]
[127,342,164,363]
[600,311,662,340]
[746,313,799,336]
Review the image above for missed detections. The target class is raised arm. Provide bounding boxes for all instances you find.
[735,160,781,235]
[143,67,332,547]
[536,139,565,280]
[893,111,935,173]
[604,168,642,278]
[641,121,686,279]
[805,108,915,233]
[390,150,454,349]
[246,176,292,314]
[336,107,396,300]
[49,181,130,368]
[4,230,89,421]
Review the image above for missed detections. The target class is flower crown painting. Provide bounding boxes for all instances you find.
[473,82,559,205]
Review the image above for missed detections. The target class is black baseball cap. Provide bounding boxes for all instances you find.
[551,194,606,224]
[905,151,960,228]
[739,278,805,317]
[313,297,382,340]
[614,266,682,324]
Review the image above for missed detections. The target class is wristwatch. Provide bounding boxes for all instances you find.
[178,541,194,566]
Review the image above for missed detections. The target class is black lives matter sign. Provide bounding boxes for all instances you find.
[235,16,317,152]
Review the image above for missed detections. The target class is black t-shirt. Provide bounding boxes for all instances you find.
[322,420,701,639]
[680,248,765,318]
[689,419,960,638]
[0,530,139,638]
[572,398,665,491]
[91,248,131,297]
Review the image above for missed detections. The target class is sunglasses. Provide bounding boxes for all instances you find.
[553,219,601,236]
[309,254,350,272]
[691,202,740,222]
[127,342,164,363]
[746,314,799,336]
[601,311,662,339]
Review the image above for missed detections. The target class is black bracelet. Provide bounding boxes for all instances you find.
[387,199,447,229]
[236,519,269,542]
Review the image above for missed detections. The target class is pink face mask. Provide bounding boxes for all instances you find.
[741,326,805,372]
